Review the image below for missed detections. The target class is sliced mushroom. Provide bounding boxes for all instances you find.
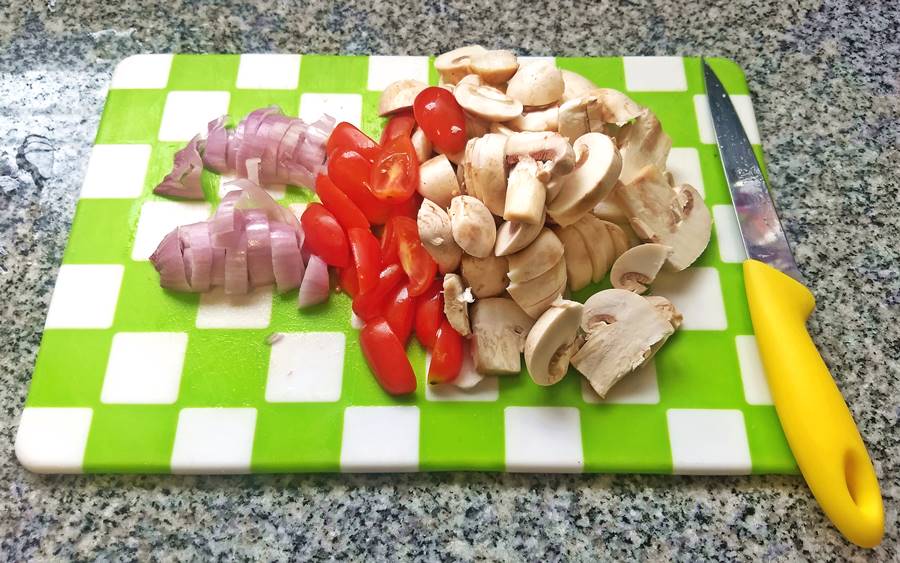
[547,133,622,227]
[436,146,465,165]
[617,109,672,185]
[504,156,546,224]
[506,106,559,132]
[489,122,517,136]
[593,89,643,126]
[505,131,576,200]
[461,254,508,298]
[507,228,565,283]
[596,217,632,257]
[557,94,601,140]
[418,154,459,208]
[506,61,565,107]
[644,295,683,330]
[449,195,497,258]
[552,225,593,292]
[463,133,508,216]
[560,69,598,102]
[454,76,524,121]
[411,127,433,163]
[570,215,613,283]
[507,256,567,318]
[617,166,711,271]
[593,195,627,223]
[442,273,472,337]
[418,199,463,274]
[464,111,490,140]
[524,298,584,386]
[435,45,487,85]
[378,79,428,116]
[470,297,535,375]
[494,216,544,256]
[610,243,671,293]
[469,49,519,84]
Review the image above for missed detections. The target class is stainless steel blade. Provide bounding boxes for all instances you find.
[702,60,803,282]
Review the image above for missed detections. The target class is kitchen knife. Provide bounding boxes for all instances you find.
[702,59,884,548]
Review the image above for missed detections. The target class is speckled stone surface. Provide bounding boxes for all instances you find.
[1,0,898,560]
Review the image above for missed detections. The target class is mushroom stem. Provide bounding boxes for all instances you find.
[503,157,546,224]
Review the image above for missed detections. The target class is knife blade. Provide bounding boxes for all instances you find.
[702,59,883,548]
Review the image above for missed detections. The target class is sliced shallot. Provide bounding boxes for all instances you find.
[153,135,205,200]
[298,254,330,308]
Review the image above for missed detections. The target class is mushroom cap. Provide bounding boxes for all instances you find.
[557,95,600,141]
[454,76,524,121]
[524,298,584,386]
[507,228,565,283]
[418,154,460,208]
[469,49,519,84]
[506,61,565,107]
[609,243,671,294]
[449,195,497,258]
[489,121,517,136]
[411,127,433,163]
[552,225,593,292]
[442,273,472,337]
[547,132,622,227]
[461,253,509,298]
[494,215,545,256]
[507,256,567,318]
[435,45,488,85]
[378,79,428,116]
[506,105,560,133]
[470,297,535,375]
[464,111,490,140]
[560,69,598,102]
[463,133,508,216]
[592,88,643,126]
[617,110,672,185]
[417,199,463,274]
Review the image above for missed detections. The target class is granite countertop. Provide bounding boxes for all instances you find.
[1,0,898,560]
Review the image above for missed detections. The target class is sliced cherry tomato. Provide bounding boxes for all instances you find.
[384,284,415,343]
[347,228,383,295]
[326,122,380,162]
[300,203,349,268]
[360,317,417,395]
[328,149,392,224]
[414,278,443,348]
[380,111,416,144]
[316,175,369,231]
[391,216,438,296]
[380,219,399,267]
[427,319,463,384]
[413,87,467,154]
[352,264,406,321]
[369,134,419,203]
[390,192,422,220]
[338,262,359,298]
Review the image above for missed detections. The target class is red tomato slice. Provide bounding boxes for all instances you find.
[390,192,422,220]
[338,262,359,298]
[352,264,406,321]
[326,122,380,162]
[380,219,399,267]
[316,175,369,231]
[427,319,463,384]
[414,278,443,348]
[347,227,383,295]
[413,87,467,154]
[300,203,350,268]
[360,317,417,395]
[328,149,392,224]
[391,216,438,296]
[384,284,415,343]
[380,112,416,144]
[369,134,419,203]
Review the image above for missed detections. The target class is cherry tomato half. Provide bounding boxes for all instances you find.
[328,149,392,224]
[380,111,417,144]
[413,87,467,154]
[326,122,380,162]
[390,192,422,220]
[352,263,406,321]
[316,175,369,231]
[347,227,383,295]
[391,216,438,296]
[380,219,399,267]
[414,278,443,348]
[384,284,415,343]
[300,203,349,268]
[338,261,359,298]
[360,317,417,395]
[427,319,463,384]
[369,134,419,203]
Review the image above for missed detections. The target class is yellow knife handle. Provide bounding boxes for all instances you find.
[743,259,884,547]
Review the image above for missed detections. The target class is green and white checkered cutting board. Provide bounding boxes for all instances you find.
[15,54,798,475]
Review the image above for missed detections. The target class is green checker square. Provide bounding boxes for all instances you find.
[744,406,797,473]
[655,331,746,408]
[696,145,733,206]
[499,369,583,407]
[420,404,504,471]
[557,57,626,91]
[83,405,178,473]
[63,200,136,264]
[114,262,200,330]
[627,91,701,147]
[299,55,368,93]
[229,89,301,121]
[270,290,354,333]
[94,90,166,144]
[179,330,270,406]
[427,57,440,86]
[251,405,344,472]
[685,57,750,95]
[719,265,754,335]
[26,330,112,406]
[277,185,316,206]
[360,90,386,140]
[168,54,239,90]
[581,405,673,473]
[343,336,422,406]
[145,142,220,202]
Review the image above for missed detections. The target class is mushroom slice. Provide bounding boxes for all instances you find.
[463,133,508,216]
[610,243,671,294]
[505,131,576,200]
[506,61,565,107]
[504,156,546,225]
[464,111,490,140]
[617,166,711,271]
[644,295,683,330]
[461,254,508,298]
[449,195,497,258]
[418,154,460,208]
[442,273,472,337]
[489,122,517,136]
[570,215,612,283]
[560,69,598,102]
[454,76,524,122]
[507,256,567,318]
[506,106,559,132]
[557,95,601,140]
[593,89,643,126]
[552,225,593,292]
[507,228,565,283]
[494,216,544,256]
[593,195,627,223]
[418,199,463,274]
[547,133,622,227]
[470,297,535,375]
[524,298,584,386]
[469,49,519,84]
[573,289,675,397]
[411,127,433,163]
[617,109,672,185]
[378,79,427,116]
[435,45,488,85]
[596,217,631,257]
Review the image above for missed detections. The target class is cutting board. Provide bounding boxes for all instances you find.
[15,54,797,475]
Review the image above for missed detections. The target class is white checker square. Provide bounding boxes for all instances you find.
[425,345,499,402]
[158,91,231,141]
[196,286,272,329]
[110,54,173,89]
[713,204,748,263]
[45,264,124,329]
[170,408,257,474]
[265,332,346,402]
[80,144,152,199]
[694,94,760,144]
[236,54,301,89]
[651,268,727,330]
[666,147,705,197]
[517,56,557,67]
[581,360,659,404]
[340,406,420,472]
[667,409,752,474]
[218,175,284,200]
[367,56,430,90]
[505,407,584,473]
[300,93,362,128]
[15,407,93,473]
[623,57,687,91]
[736,335,773,405]
[132,200,211,260]
[101,332,188,404]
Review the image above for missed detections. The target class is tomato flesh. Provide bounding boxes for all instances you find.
[347,228,383,295]
[391,216,438,297]
[379,219,399,267]
[300,203,349,268]
[390,192,422,220]
[384,284,415,343]
[427,319,463,384]
[338,261,359,298]
[328,149,392,224]
[369,134,419,203]
[414,279,443,348]
[326,122,380,162]
[380,112,416,144]
[316,175,369,231]
[360,318,417,395]
[413,87,467,154]
[352,264,406,321]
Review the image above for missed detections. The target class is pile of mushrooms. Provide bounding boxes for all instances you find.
[379,46,712,396]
